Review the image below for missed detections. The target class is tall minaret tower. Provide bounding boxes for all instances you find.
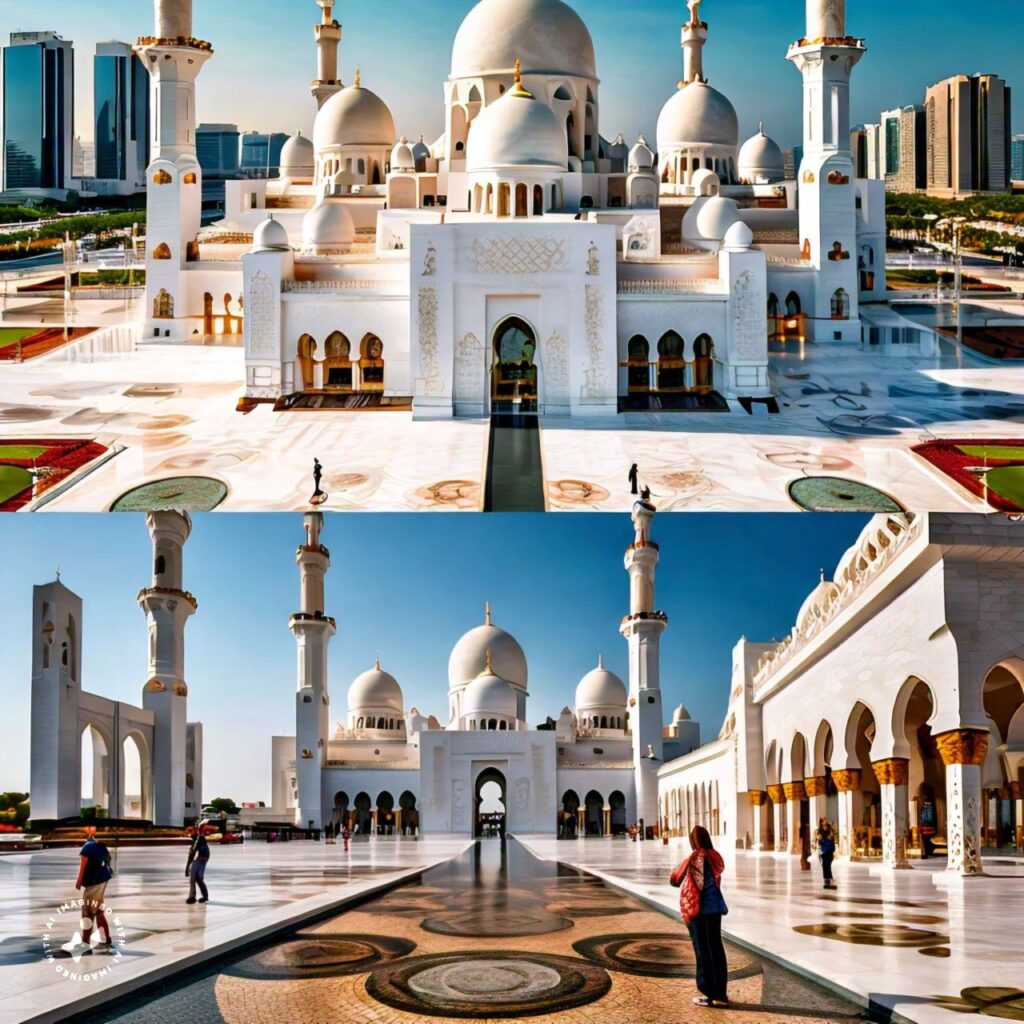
[680,0,708,86]
[787,0,865,341]
[139,512,197,827]
[620,500,668,832]
[136,0,213,339]
[312,0,343,109]
[290,513,336,830]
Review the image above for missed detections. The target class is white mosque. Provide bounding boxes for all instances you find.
[138,0,886,418]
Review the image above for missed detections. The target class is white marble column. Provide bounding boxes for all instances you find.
[1012,782,1023,851]
[805,776,828,834]
[874,759,911,869]
[832,770,862,860]
[749,792,768,851]
[937,730,989,877]
[784,781,806,855]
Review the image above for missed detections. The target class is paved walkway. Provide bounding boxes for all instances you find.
[0,836,471,1024]
[519,836,1024,1024]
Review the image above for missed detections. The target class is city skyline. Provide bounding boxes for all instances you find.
[1,512,868,802]
[1,0,1020,152]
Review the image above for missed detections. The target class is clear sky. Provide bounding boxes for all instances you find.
[0,0,1020,150]
[0,511,869,803]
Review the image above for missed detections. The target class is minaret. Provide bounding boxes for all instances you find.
[138,512,197,827]
[290,513,336,830]
[620,500,668,832]
[680,0,708,86]
[312,0,343,109]
[136,0,213,339]
[787,0,864,340]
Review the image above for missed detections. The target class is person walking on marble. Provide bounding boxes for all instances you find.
[185,822,211,905]
[68,826,114,953]
[815,818,837,890]
[671,825,730,1008]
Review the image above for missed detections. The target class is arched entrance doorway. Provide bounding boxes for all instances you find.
[122,733,150,820]
[560,789,580,837]
[376,791,395,835]
[399,790,419,836]
[475,768,506,838]
[609,790,627,835]
[81,724,111,818]
[656,332,685,390]
[353,792,372,835]
[333,791,350,830]
[492,316,538,414]
[584,790,604,836]
[626,335,651,392]
[360,334,385,391]
[324,332,352,390]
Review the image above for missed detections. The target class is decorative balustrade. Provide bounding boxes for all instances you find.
[767,256,814,268]
[618,278,727,295]
[283,279,403,293]
[754,514,922,685]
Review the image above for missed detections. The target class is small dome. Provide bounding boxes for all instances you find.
[467,85,568,173]
[695,196,740,241]
[390,137,416,172]
[629,134,655,172]
[451,0,596,80]
[690,168,720,197]
[251,217,290,252]
[737,125,785,183]
[348,663,403,713]
[657,81,739,151]
[673,703,691,723]
[411,137,431,164]
[449,610,527,691]
[575,658,627,710]
[303,196,356,252]
[723,220,753,250]
[280,131,314,177]
[314,81,396,152]
[462,665,518,718]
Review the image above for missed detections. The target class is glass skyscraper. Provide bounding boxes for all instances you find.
[94,41,150,186]
[2,31,74,192]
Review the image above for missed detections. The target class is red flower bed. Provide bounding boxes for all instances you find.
[0,438,108,511]
[913,439,1024,513]
[0,326,97,362]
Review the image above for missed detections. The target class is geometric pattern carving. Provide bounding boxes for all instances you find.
[417,286,444,396]
[471,235,568,275]
[582,284,607,398]
[247,270,278,359]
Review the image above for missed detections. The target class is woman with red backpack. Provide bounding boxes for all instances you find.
[670,825,730,1008]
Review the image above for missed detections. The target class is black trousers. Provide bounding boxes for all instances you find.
[821,852,835,882]
[688,913,728,1001]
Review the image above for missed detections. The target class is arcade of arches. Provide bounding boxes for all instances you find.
[559,789,628,838]
[331,789,419,836]
[296,332,386,393]
[624,332,716,396]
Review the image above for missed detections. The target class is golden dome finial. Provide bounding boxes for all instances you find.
[354,66,362,88]
[485,601,492,626]
[375,653,381,670]
[511,58,532,98]
[485,648,493,672]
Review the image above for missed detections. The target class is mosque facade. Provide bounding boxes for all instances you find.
[137,0,886,419]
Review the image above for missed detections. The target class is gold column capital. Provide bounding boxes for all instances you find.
[832,768,862,793]
[766,784,786,804]
[804,776,827,797]
[748,790,767,807]
[935,729,989,767]
[872,758,910,786]
[783,781,807,802]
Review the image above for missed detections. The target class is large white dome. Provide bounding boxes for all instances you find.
[575,659,627,710]
[451,0,596,80]
[348,663,403,712]
[449,615,527,691]
[737,126,785,183]
[466,87,568,172]
[313,82,396,152]
[657,81,739,151]
[462,668,518,718]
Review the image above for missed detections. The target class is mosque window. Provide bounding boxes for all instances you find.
[183,172,197,185]
[155,555,166,576]
[302,695,312,703]
[152,169,172,185]
[594,748,604,755]
[647,696,656,704]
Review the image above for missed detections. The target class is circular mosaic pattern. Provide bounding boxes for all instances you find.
[110,476,228,512]
[794,922,948,948]
[548,479,611,506]
[226,933,416,981]
[788,476,904,513]
[572,932,761,980]
[412,480,480,509]
[421,905,573,937]
[365,951,612,1019]
[763,450,854,473]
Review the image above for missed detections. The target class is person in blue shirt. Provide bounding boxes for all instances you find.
[185,824,211,905]
[75,826,113,949]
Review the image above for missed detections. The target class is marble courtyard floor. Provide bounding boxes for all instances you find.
[0,836,471,1024]
[0,304,1021,511]
[519,836,1024,1024]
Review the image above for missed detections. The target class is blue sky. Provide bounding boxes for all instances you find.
[1,0,1020,149]
[0,512,869,802]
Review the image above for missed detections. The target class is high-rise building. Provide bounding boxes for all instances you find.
[851,123,882,179]
[2,31,74,193]
[240,132,290,177]
[925,73,1012,194]
[196,123,240,177]
[93,41,150,192]
[1012,134,1024,182]
[881,105,926,192]
[783,145,803,180]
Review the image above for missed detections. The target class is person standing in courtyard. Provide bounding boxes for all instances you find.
[671,825,729,1009]
[815,818,837,890]
[185,822,211,905]
[628,464,639,496]
[73,826,113,951]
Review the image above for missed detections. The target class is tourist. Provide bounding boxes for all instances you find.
[628,464,639,496]
[73,826,113,951]
[185,822,211,905]
[341,823,351,852]
[670,825,729,1009]
[815,819,837,889]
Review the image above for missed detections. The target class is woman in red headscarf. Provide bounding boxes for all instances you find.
[670,825,729,1007]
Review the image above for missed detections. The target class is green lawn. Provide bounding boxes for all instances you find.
[958,445,1024,461]
[0,445,48,460]
[0,328,39,351]
[0,464,33,504]
[985,467,1024,511]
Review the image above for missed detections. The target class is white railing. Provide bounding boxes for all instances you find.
[283,279,403,294]
[618,278,728,295]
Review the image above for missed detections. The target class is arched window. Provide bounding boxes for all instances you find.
[152,169,172,185]
[533,184,544,216]
[657,331,685,391]
[515,183,528,218]
[785,291,801,316]
[499,720,508,730]
[693,334,714,391]
[498,183,511,218]
[831,288,850,319]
